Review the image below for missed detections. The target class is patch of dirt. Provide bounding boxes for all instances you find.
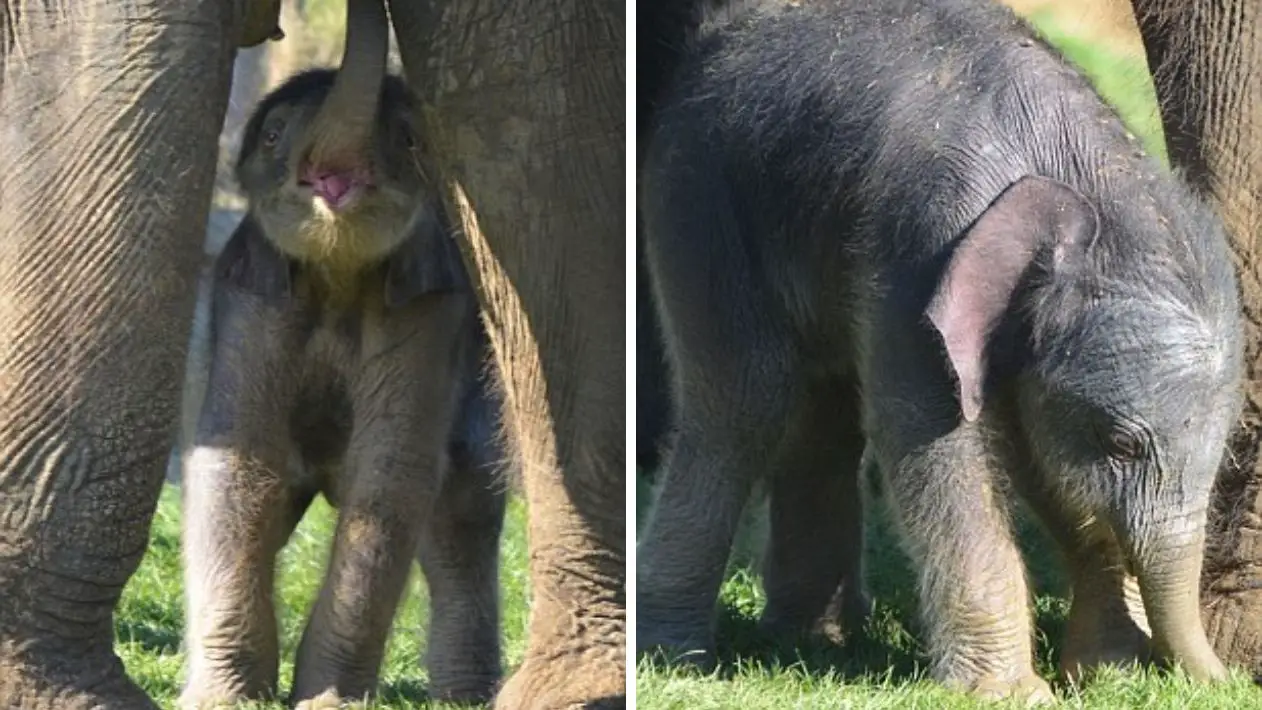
[1002,0,1146,58]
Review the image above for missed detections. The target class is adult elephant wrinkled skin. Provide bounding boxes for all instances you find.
[0,2,624,709]
[1128,0,1262,681]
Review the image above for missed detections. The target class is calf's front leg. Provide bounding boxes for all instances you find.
[865,323,1050,702]
[292,295,473,706]
[180,435,306,707]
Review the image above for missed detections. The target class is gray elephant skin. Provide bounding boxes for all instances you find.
[637,0,1244,702]
[0,1,625,708]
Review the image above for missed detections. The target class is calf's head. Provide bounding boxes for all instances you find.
[928,174,1243,681]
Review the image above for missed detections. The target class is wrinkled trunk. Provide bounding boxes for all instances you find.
[303,0,389,168]
[1133,532,1228,681]
[1129,0,1262,676]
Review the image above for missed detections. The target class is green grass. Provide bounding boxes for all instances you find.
[116,485,530,708]
[1024,7,1168,165]
[636,470,1262,709]
[636,17,1253,709]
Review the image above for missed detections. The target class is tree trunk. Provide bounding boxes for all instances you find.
[1130,0,1262,679]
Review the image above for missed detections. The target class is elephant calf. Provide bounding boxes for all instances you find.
[179,2,505,706]
[638,0,1243,702]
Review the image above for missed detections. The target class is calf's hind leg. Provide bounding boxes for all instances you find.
[635,181,795,663]
[636,358,793,664]
[760,378,870,642]
[417,400,507,703]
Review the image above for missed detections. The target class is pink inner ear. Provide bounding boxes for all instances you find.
[927,212,1039,424]
[925,176,1097,423]
[927,284,988,423]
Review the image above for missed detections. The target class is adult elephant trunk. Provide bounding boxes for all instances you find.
[1129,527,1228,681]
[303,0,389,169]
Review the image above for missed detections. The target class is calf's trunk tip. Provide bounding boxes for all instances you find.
[1134,538,1229,682]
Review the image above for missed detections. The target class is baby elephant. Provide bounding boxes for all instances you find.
[178,14,504,710]
[638,0,1243,703]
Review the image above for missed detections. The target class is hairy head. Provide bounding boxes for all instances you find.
[1014,172,1243,560]
[236,69,433,269]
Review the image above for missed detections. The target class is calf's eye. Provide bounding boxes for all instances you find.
[1104,426,1145,461]
[263,129,281,148]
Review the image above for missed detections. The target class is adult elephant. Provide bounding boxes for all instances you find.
[637,0,1259,683]
[0,1,624,708]
[1130,0,1262,680]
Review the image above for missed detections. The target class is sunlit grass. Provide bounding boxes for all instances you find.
[116,485,530,709]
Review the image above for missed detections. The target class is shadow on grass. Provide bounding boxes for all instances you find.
[116,619,183,655]
[376,679,432,705]
[375,679,518,708]
[706,597,926,683]
[115,596,184,655]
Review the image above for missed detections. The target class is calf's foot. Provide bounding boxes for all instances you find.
[963,673,1056,705]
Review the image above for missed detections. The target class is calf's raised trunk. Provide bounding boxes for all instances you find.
[303,0,389,169]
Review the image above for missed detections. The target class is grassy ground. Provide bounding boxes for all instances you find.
[116,485,530,709]
[636,9,1261,710]
[637,468,1261,708]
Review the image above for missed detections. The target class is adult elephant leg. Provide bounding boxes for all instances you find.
[388,1,626,707]
[0,3,239,708]
[1128,0,1262,678]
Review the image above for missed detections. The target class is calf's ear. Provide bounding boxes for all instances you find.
[925,175,1098,422]
[384,202,470,308]
[218,214,293,300]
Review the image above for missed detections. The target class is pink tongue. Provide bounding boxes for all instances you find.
[313,173,353,204]
[300,163,361,207]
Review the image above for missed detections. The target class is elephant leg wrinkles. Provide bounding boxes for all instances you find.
[388,0,627,706]
[0,1,245,708]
